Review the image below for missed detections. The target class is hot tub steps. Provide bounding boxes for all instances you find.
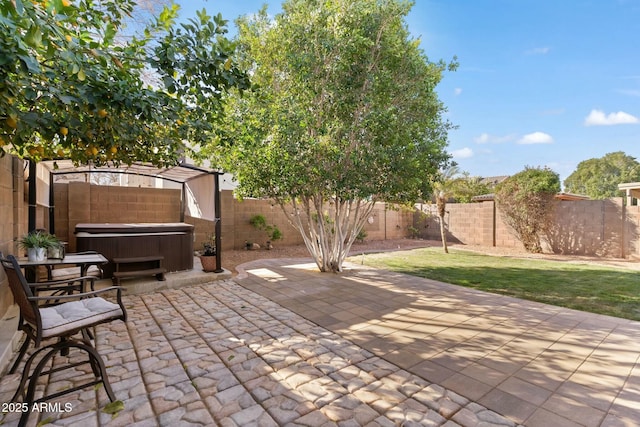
[112,256,166,285]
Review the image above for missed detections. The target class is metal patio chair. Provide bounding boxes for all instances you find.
[1,254,127,426]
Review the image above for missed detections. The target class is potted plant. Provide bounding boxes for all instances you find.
[198,234,218,272]
[18,230,59,262]
[47,239,65,259]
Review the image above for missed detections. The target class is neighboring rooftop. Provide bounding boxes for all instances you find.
[619,182,640,200]
[471,192,590,202]
[478,175,510,187]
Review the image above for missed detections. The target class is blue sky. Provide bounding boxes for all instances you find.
[174,0,640,185]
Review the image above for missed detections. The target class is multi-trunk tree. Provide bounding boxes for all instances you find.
[206,0,456,272]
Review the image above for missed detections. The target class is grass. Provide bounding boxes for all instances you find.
[351,247,640,321]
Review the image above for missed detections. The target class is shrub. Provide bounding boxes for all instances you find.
[249,214,283,243]
[495,167,560,253]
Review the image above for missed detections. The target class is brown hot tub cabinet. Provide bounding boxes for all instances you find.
[75,223,194,277]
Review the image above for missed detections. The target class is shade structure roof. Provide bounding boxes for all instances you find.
[39,159,221,184]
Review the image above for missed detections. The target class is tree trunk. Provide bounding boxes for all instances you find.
[436,195,448,253]
[279,196,376,272]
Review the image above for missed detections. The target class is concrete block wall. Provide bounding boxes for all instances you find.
[232,198,302,249]
[624,204,640,259]
[52,183,640,259]
[361,205,414,241]
[494,206,524,249]
[547,199,625,256]
[65,182,91,251]
[54,183,181,251]
[89,185,180,224]
[416,198,639,257]
[416,201,508,247]
[0,156,20,316]
[0,157,17,253]
[188,194,414,252]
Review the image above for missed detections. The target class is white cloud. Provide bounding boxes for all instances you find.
[525,47,550,55]
[451,147,473,159]
[454,87,463,96]
[474,133,516,144]
[584,109,639,126]
[474,133,490,144]
[518,132,554,144]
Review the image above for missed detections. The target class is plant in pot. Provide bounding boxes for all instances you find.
[198,233,218,272]
[18,230,59,262]
[47,238,65,259]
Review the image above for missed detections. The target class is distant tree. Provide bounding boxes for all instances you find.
[495,167,560,253]
[208,0,456,272]
[451,172,491,203]
[564,152,640,199]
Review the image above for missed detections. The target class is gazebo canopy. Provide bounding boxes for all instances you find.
[39,159,221,184]
[29,159,225,272]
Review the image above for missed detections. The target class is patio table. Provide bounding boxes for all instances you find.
[17,252,108,283]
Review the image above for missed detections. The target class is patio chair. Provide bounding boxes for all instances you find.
[1,255,127,426]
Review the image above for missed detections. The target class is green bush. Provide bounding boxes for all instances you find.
[495,166,560,253]
[249,214,283,242]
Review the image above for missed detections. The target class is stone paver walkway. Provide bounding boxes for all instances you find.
[0,279,517,426]
[236,259,640,427]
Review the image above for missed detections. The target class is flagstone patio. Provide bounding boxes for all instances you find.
[0,257,638,426]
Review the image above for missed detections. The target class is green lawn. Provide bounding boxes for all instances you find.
[351,247,640,321]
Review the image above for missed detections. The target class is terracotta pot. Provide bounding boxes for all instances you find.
[199,255,218,272]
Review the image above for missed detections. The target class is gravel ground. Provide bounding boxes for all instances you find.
[221,238,640,275]
[221,238,436,274]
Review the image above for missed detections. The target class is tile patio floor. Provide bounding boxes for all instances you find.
[0,257,638,426]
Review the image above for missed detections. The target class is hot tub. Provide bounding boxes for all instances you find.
[75,223,194,276]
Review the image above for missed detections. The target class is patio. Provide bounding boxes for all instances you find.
[1,258,639,426]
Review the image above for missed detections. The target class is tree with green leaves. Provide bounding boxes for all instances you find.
[0,0,249,166]
[208,0,456,272]
[495,166,560,253]
[450,172,491,203]
[564,152,640,199]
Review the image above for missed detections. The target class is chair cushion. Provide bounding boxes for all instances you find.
[38,297,123,338]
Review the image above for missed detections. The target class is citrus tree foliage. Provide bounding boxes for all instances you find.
[564,152,640,199]
[495,167,560,253]
[208,0,455,272]
[0,0,249,166]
